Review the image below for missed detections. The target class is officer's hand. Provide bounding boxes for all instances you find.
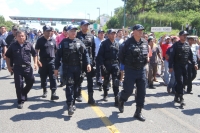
[194,65,198,70]
[34,64,38,71]
[37,60,42,67]
[54,70,58,77]
[8,66,13,73]
[169,68,173,73]
[87,65,91,72]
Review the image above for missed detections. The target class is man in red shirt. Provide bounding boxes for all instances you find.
[159,36,172,85]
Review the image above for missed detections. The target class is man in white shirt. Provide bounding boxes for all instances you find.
[94,30,105,91]
[0,26,8,70]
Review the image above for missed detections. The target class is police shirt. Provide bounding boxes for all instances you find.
[55,38,90,70]
[76,31,95,60]
[35,36,57,58]
[5,41,37,66]
[5,34,15,48]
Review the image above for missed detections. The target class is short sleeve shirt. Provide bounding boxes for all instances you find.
[35,36,57,58]
[150,46,160,64]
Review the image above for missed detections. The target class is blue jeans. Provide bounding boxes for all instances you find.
[163,60,169,84]
[1,58,6,68]
[167,71,175,92]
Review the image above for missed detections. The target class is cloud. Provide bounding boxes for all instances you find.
[0,0,20,20]
[23,0,35,5]
[39,0,73,10]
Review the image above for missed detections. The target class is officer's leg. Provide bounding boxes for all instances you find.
[111,65,120,106]
[73,66,81,107]
[22,67,35,101]
[59,62,63,87]
[96,61,103,91]
[187,63,192,93]
[102,67,111,102]
[13,67,24,109]
[65,67,75,116]
[134,69,146,121]
[48,61,59,100]
[118,66,136,113]
[39,66,48,98]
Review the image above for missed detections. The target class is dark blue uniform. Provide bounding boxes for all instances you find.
[55,37,90,115]
[97,38,120,105]
[169,40,196,100]
[76,31,96,102]
[5,41,36,105]
[35,36,58,99]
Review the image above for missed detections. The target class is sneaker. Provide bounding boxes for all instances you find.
[42,91,48,98]
[17,103,24,109]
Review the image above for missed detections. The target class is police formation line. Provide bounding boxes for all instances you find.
[3,21,198,122]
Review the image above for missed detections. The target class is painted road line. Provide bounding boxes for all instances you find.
[81,90,120,133]
[146,98,200,133]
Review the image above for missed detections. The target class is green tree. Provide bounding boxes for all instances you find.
[0,16,16,31]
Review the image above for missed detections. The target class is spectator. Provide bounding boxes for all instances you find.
[56,26,68,47]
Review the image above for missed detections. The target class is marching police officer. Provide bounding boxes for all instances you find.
[186,36,198,94]
[35,25,59,100]
[5,31,38,109]
[118,24,148,121]
[76,20,96,104]
[54,25,91,116]
[169,31,198,106]
[97,29,120,106]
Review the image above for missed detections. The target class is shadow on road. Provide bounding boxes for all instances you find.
[144,101,176,111]
[146,92,174,98]
[10,106,71,122]
[182,108,200,116]
[0,99,16,110]
[0,75,13,80]
[77,111,134,131]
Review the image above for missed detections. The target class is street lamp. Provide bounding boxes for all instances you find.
[87,13,90,20]
[122,0,127,27]
[97,7,100,25]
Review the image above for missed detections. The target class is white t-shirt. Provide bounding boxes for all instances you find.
[94,37,105,57]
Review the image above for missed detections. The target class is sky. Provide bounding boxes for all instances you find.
[0,0,123,20]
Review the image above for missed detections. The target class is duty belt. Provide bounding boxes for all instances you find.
[104,60,118,65]
[40,57,55,61]
[15,64,31,67]
[67,61,80,66]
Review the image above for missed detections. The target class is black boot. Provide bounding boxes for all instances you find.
[174,93,180,103]
[59,82,64,87]
[17,102,24,109]
[99,86,103,91]
[103,91,108,101]
[134,107,146,121]
[51,89,59,100]
[76,89,82,102]
[118,96,124,113]
[88,93,96,105]
[72,100,76,111]
[149,84,156,89]
[67,102,74,116]
[114,96,119,107]
[42,88,47,98]
[179,94,185,106]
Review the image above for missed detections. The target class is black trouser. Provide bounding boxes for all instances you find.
[96,59,103,86]
[13,66,35,104]
[174,64,188,95]
[64,65,81,104]
[187,63,197,92]
[39,58,57,91]
[103,63,120,97]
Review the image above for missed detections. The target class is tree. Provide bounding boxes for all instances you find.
[0,16,16,31]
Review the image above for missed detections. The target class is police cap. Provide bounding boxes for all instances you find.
[132,24,145,31]
[107,29,116,34]
[43,25,52,31]
[98,29,105,34]
[66,25,78,31]
[179,31,189,36]
[80,20,90,26]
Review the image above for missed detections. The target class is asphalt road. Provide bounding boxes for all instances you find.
[0,66,200,133]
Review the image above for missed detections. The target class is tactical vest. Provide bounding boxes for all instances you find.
[77,32,93,57]
[62,39,84,66]
[104,41,119,62]
[124,41,148,69]
[175,42,190,64]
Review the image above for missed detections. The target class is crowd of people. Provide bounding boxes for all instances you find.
[0,20,199,121]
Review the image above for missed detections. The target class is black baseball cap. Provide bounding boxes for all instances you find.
[43,25,52,31]
[179,31,189,36]
[80,20,90,26]
[132,24,145,31]
[98,29,105,34]
[12,25,18,30]
[63,26,68,31]
[107,29,116,34]
[66,25,78,31]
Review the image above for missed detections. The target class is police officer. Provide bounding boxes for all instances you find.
[76,20,96,104]
[97,29,120,106]
[54,25,91,115]
[186,36,198,94]
[35,25,59,100]
[169,31,198,106]
[5,31,38,109]
[118,24,148,121]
